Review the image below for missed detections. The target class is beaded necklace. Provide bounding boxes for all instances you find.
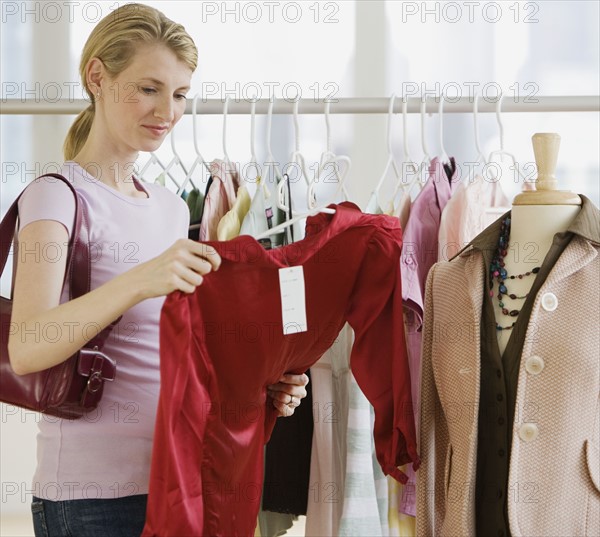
[489,216,540,331]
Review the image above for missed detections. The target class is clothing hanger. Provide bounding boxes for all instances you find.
[157,121,190,192]
[261,96,292,243]
[265,95,284,182]
[137,151,179,186]
[307,99,351,210]
[473,92,487,166]
[178,93,211,196]
[246,95,261,184]
[366,94,402,212]
[402,96,422,184]
[249,96,257,166]
[222,95,233,168]
[486,91,527,183]
[469,91,511,215]
[258,99,335,241]
[276,97,311,216]
[420,94,432,166]
[407,95,432,195]
[291,97,312,185]
[254,201,335,241]
[437,93,450,164]
[390,96,421,203]
[460,91,487,186]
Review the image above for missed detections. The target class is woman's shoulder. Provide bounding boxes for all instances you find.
[17,168,79,236]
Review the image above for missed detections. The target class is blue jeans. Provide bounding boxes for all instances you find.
[31,495,147,537]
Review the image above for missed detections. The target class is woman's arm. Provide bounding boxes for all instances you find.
[8,220,220,375]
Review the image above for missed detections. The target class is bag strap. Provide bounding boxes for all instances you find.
[1,173,119,349]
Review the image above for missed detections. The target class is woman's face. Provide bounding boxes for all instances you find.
[97,43,192,158]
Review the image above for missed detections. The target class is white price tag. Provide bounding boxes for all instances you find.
[278,266,307,335]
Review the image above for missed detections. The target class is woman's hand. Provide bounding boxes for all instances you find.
[129,239,221,299]
[267,373,309,417]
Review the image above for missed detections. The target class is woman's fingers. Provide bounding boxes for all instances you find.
[270,397,297,417]
[188,241,221,271]
[278,373,309,387]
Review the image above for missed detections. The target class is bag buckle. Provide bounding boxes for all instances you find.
[78,348,117,394]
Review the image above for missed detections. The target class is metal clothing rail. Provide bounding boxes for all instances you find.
[1,96,599,115]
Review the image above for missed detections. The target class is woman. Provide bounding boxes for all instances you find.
[7,4,308,535]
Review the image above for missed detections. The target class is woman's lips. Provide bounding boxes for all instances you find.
[143,125,168,136]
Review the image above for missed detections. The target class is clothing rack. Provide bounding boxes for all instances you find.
[1,96,599,115]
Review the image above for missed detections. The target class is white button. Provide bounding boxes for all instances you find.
[525,356,545,375]
[519,423,539,442]
[541,292,558,311]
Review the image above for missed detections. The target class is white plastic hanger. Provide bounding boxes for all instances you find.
[178,93,211,195]
[402,97,414,166]
[420,94,432,166]
[257,99,335,241]
[473,92,487,166]
[276,97,311,216]
[157,120,191,191]
[254,200,335,241]
[437,92,450,164]
[307,99,351,210]
[137,150,178,186]
[390,96,421,202]
[262,96,294,243]
[406,95,432,195]
[265,95,284,183]
[291,97,312,184]
[222,95,233,168]
[459,91,487,188]
[486,91,527,182]
[471,92,511,214]
[366,94,402,212]
[246,95,260,184]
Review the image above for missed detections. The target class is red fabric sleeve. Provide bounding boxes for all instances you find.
[142,291,209,536]
[345,227,420,483]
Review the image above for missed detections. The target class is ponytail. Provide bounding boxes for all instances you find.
[63,105,95,161]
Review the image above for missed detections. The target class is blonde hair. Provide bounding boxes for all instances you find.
[63,3,197,160]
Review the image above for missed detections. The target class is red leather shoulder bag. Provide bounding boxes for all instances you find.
[0,173,118,419]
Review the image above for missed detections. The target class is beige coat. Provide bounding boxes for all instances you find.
[417,231,600,536]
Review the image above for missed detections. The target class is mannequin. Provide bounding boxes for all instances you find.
[493,132,582,353]
[417,131,599,537]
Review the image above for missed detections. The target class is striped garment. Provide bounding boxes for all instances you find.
[338,374,388,536]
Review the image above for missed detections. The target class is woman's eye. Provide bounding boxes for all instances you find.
[140,87,156,95]
[175,94,188,101]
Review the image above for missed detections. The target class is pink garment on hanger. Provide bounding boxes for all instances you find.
[438,174,510,261]
[199,159,240,241]
[399,157,457,516]
[401,157,457,325]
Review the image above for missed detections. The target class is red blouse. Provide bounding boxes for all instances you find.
[142,202,420,537]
